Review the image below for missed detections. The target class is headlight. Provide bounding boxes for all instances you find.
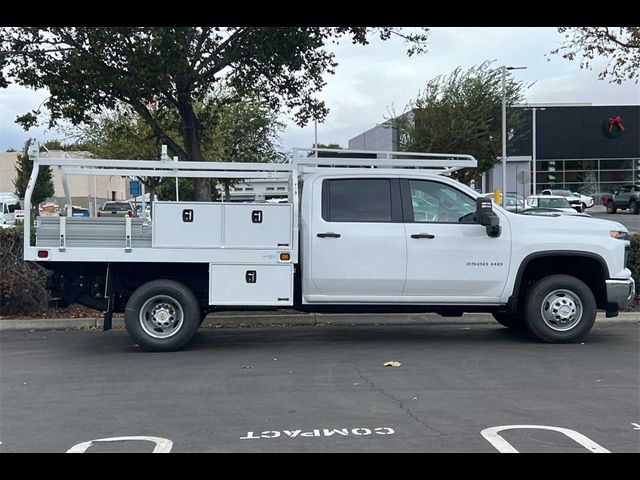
[610,230,629,240]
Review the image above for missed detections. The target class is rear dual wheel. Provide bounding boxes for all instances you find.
[125,279,201,352]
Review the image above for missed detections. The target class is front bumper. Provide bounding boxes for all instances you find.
[605,277,636,314]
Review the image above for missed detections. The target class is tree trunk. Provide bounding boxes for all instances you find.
[179,98,211,202]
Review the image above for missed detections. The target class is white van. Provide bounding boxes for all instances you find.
[0,192,21,226]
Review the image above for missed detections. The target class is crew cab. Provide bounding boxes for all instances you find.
[22,145,636,351]
[606,185,640,215]
[540,189,584,212]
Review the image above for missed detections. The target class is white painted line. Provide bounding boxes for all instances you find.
[240,426,395,440]
[632,423,640,431]
[67,436,173,453]
[481,425,610,453]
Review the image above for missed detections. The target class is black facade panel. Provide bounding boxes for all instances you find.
[509,105,639,160]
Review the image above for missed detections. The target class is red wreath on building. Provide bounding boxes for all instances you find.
[602,116,625,139]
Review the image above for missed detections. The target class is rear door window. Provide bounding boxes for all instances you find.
[322,178,400,222]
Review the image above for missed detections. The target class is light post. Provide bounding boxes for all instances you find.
[501,65,526,207]
[314,118,318,157]
[514,104,547,196]
[530,107,546,195]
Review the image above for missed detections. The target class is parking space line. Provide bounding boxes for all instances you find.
[481,425,610,453]
[67,436,173,453]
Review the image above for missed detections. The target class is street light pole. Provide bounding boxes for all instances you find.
[501,66,507,208]
[501,65,527,207]
[532,107,537,195]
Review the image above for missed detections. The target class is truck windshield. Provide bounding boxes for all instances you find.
[539,198,571,208]
[553,190,573,197]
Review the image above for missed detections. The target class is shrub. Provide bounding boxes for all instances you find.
[628,233,640,295]
[0,226,49,315]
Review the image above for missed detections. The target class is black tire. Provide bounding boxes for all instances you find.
[630,200,640,215]
[581,202,587,212]
[524,274,596,343]
[492,311,526,329]
[606,201,617,214]
[124,279,200,352]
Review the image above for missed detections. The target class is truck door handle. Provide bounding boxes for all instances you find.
[317,232,341,238]
[411,233,435,239]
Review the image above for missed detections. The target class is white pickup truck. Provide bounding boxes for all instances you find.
[22,145,635,351]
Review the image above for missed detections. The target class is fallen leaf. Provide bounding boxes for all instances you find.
[384,361,402,367]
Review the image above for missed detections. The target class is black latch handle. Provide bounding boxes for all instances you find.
[411,233,435,239]
[317,232,341,238]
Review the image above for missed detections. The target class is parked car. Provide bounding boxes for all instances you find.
[1,201,14,226]
[571,192,595,210]
[70,206,90,217]
[480,193,524,213]
[524,195,577,213]
[98,201,135,217]
[606,185,640,215]
[540,189,584,212]
[134,204,151,219]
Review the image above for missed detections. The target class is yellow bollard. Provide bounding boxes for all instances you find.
[493,189,501,204]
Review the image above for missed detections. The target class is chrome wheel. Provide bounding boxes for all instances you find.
[139,295,184,339]
[540,289,583,332]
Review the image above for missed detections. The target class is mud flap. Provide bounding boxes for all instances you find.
[103,263,114,331]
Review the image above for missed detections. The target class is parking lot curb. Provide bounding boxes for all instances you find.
[1,311,638,331]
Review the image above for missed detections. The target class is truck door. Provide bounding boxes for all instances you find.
[305,177,407,301]
[617,186,631,207]
[401,178,511,302]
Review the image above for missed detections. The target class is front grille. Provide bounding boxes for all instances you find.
[624,247,629,269]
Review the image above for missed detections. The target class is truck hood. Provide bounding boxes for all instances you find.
[506,210,627,235]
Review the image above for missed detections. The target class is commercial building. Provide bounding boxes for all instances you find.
[348,104,640,201]
[0,150,129,214]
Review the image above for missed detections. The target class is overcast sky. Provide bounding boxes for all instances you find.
[1,27,638,153]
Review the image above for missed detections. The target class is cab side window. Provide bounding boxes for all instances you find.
[322,178,401,223]
[405,179,476,224]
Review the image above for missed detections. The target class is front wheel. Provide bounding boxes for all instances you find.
[125,279,201,352]
[524,274,596,343]
[630,200,639,215]
[606,201,617,214]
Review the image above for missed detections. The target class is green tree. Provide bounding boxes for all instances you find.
[13,139,55,211]
[550,27,640,84]
[76,92,284,204]
[1,27,428,201]
[306,143,342,157]
[395,62,527,184]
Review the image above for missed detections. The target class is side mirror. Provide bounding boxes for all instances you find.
[475,197,501,238]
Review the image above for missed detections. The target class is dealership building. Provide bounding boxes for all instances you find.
[349,104,640,202]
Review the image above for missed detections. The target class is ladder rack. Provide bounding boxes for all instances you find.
[23,143,478,260]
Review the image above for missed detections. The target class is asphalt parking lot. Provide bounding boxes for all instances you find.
[589,207,639,234]
[1,322,638,453]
